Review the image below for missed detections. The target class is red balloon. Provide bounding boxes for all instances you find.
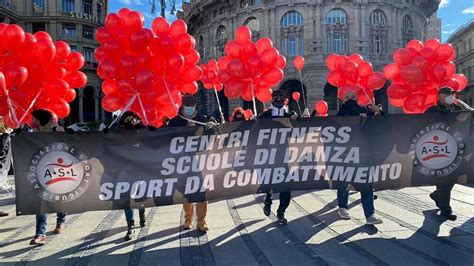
[293,55,305,71]
[167,52,185,73]
[419,47,435,63]
[224,81,245,99]
[49,98,70,118]
[424,39,441,50]
[236,26,252,44]
[406,40,424,53]
[429,64,447,83]
[358,61,374,78]
[342,61,359,83]
[434,43,454,62]
[401,64,424,83]
[182,65,203,81]
[0,73,6,96]
[64,89,77,102]
[334,56,348,71]
[315,100,328,116]
[102,94,121,112]
[411,56,429,73]
[441,78,460,91]
[44,79,70,96]
[276,55,287,69]
[179,82,199,94]
[64,71,88,88]
[98,59,119,80]
[325,54,339,70]
[453,74,468,91]
[32,38,56,65]
[261,48,279,66]
[348,54,364,65]
[255,37,273,55]
[244,109,253,119]
[170,19,188,39]
[225,41,242,58]
[3,65,28,88]
[394,48,413,66]
[262,67,283,84]
[130,30,151,52]
[152,17,170,35]
[95,27,112,45]
[366,72,386,90]
[123,11,144,33]
[387,84,410,104]
[65,52,85,71]
[2,24,25,51]
[442,62,456,77]
[327,70,345,87]
[403,94,426,114]
[34,31,53,42]
[292,91,301,101]
[184,49,201,65]
[105,13,123,29]
[54,41,71,60]
[102,79,117,94]
[228,60,246,78]
[255,88,273,103]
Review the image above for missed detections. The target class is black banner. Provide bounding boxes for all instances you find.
[12,113,474,215]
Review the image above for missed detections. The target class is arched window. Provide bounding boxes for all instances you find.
[402,15,414,45]
[325,9,348,53]
[197,35,204,56]
[369,10,387,54]
[326,9,347,25]
[244,17,260,41]
[215,26,227,57]
[281,11,304,56]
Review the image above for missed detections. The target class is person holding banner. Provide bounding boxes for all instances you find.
[118,112,148,241]
[260,90,298,225]
[29,109,67,245]
[336,91,383,225]
[230,108,249,122]
[168,95,216,232]
[424,87,462,221]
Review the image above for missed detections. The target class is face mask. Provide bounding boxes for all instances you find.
[183,106,196,117]
[445,95,455,105]
[273,100,285,108]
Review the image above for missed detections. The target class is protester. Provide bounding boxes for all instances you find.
[424,87,461,221]
[0,116,11,217]
[230,107,249,122]
[366,103,385,116]
[29,109,67,245]
[336,91,383,225]
[118,112,147,241]
[260,90,298,225]
[168,94,216,232]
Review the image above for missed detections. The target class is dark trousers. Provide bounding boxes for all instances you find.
[265,192,291,217]
[432,183,455,213]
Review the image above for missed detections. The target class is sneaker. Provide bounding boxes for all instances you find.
[0,211,8,217]
[277,215,288,226]
[440,211,457,221]
[29,235,47,245]
[139,213,146,228]
[197,220,209,232]
[124,228,135,241]
[183,218,192,230]
[263,204,271,217]
[53,223,65,234]
[366,215,383,225]
[429,192,440,208]
[337,208,351,220]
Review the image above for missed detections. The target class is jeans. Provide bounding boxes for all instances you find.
[337,189,374,218]
[265,192,291,217]
[124,208,145,221]
[35,213,66,237]
[432,183,455,213]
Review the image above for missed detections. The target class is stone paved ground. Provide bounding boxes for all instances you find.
[0,181,473,266]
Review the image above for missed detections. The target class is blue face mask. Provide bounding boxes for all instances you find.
[183,106,196,117]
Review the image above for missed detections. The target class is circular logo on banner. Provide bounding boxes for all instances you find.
[28,143,92,202]
[410,123,464,177]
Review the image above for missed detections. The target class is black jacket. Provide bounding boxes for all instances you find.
[425,104,462,114]
[337,101,368,116]
[168,114,212,127]
[259,107,297,119]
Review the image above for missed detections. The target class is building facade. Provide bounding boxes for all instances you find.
[427,13,441,40]
[179,0,440,116]
[0,0,107,125]
[448,19,474,107]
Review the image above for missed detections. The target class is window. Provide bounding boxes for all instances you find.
[32,0,44,11]
[325,9,348,53]
[62,24,76,37]
[402,15,414,45]
[83,26,94,39]
[370,10,386,26]
[97,2,103,19]
[62,0,75,12]
[326,9,347,25]
[244,17,260,32]
[281,11,304,56]
[215,26,227,57]
[82,0,93,15]
[70,45,77,52]
[83,47,94,62]
[220,7,225,15]
[32,22,46,33]
[281,11,303,28]
[403,15,413,31]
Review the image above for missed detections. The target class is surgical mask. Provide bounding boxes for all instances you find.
[445,95,455,105]
[183,106,196,117]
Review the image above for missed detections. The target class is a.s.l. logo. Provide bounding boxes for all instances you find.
[410,123,464,176]
[28,143,92,202]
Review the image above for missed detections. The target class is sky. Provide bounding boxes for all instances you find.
[109,0,474,42]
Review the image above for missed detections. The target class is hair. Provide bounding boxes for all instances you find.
[31,109,53,127]
[230,107,248,122]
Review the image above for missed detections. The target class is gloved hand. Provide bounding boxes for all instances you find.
[302,108,310,118]
[291,114,298,120]
[206,122,218,130]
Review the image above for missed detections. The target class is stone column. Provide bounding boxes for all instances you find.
[94,97,99,122]
[79,96,84,123]
[271,7,277,42]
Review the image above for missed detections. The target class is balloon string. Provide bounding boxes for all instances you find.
[137,94,149,125]
[251,82,258,118]
[108,94,138,129]
[213,88,225,123]
[298,71,307,109]
[18,89,42,126]
[162,77,207,126]
[5,93,19,129]
[361,88,374,105]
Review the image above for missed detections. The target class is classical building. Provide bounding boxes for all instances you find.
[0,0,108,124]
[179,0,440,116]
[448,19,474,106]
[427,13,441,40]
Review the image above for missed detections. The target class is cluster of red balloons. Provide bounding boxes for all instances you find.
[200,59,222,91]
[217,26,286,102]
[96,8,202,127]
[326,54,386,106]
[315,100,328,117]
[0,24,87,127]
[385,39,468,114]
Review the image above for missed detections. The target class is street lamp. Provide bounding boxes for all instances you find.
[149,0,177,18]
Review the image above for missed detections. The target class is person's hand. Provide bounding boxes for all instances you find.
[206,122,218,130]
[302,108,310,118]
[291,114,298,120]
[360,113,368,119]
